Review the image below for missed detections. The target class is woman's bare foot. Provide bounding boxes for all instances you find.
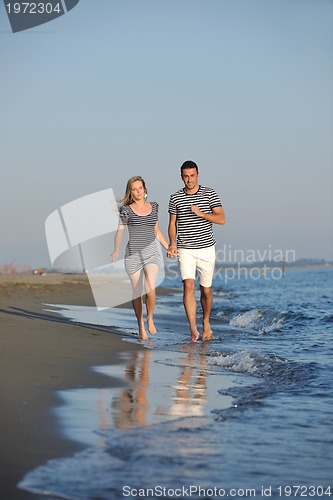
[147,317,156,335]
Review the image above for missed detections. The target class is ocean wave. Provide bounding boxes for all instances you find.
[322,313,333,323]
[207,349,283,375]
[229,309,287,333]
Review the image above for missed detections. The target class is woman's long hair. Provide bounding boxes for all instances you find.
[118,176,148,205]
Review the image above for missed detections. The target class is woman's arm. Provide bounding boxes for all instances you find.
[155,221,169,250]
[110,225,125,261]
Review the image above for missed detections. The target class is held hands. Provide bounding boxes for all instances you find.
[167,245,178,258]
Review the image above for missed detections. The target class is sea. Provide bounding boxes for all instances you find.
[19,266,333,500]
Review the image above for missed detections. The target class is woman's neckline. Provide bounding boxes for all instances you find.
[129,201,152,217]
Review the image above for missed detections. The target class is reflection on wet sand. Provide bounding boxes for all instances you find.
[168,351,208,417]
[109,348,209,428]
[112,350,151,427]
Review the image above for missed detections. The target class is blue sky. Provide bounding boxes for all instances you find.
[1,0,332,267]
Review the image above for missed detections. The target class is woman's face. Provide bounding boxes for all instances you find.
[131,180,145,201]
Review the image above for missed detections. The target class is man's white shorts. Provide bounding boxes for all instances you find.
[177,245,216,287]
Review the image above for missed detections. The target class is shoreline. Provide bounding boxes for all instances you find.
[0,273,143,500]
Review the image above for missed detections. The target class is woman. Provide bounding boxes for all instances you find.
[111,176,169,340]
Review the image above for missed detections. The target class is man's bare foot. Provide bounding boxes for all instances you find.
[139,325,148,341]
[147,318,156,335]
[190,329,200,343]
[202,320,213,341]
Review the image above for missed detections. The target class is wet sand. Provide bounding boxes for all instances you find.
[0,273,142,500]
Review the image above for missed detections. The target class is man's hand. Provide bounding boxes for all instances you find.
[191,205,226,225]
[167,244,178,258]
[191,205,201,216]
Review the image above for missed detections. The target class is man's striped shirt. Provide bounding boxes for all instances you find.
[168,186,222,249]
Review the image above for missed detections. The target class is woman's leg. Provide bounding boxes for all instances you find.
[143,264,159,334]
[129,270,148,340]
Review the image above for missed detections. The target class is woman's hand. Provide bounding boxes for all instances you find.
[167,245,178,258]
[110,250,119,262]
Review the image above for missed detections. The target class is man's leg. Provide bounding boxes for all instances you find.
[197,245,215,340]
[183,279,200,342]
[200,285,213,340]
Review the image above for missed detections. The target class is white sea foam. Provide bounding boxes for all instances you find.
[229,309,284,333]
[208,350,268,374]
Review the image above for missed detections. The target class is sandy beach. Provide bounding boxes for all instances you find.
[0,273,142,500]
[1,268,331,499]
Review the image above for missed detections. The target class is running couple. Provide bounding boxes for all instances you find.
[111,160,226,342]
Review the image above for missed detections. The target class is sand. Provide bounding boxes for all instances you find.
[0,272,142,500]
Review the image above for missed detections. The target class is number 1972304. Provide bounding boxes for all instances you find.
[277,485,332,497]
[6,3,62,14]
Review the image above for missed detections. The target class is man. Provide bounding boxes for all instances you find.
[168,160,225,342]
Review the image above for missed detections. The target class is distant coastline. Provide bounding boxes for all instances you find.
[216,258,333,270]
[169,258,333,274]
[0,258,332,277]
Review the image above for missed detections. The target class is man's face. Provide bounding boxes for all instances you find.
[181,168,199,191]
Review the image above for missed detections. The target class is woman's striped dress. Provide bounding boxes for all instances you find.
[119,202,161,275]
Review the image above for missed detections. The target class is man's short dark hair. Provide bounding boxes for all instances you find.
[180,160,198,173]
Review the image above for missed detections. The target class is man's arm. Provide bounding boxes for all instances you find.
[168,213,178,256]
[190,205,226,225]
